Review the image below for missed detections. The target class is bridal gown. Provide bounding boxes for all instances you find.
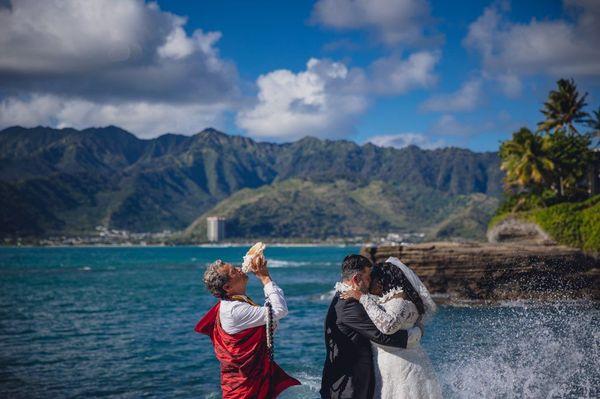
[359,292,442,399]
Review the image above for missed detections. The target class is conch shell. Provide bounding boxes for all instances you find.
[241,242,266,273]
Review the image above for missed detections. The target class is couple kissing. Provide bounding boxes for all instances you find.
[197,250,441,399]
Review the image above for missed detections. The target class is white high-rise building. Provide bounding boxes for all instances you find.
[207,217,226,242]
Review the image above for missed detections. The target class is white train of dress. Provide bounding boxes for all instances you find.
[359,292,442,399]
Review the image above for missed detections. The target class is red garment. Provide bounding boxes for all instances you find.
[195,302,300,399]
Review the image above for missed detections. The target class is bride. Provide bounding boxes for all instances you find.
[340,257,442,399]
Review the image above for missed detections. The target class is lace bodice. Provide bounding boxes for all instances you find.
[359,293,420,335]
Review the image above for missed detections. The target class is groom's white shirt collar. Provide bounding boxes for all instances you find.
[334,282,353,293]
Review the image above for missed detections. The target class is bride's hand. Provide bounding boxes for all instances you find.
[340,289,363,301]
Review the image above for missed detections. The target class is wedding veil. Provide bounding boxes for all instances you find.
[385,257,437,320]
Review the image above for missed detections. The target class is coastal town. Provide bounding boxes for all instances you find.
[2,219,427,247]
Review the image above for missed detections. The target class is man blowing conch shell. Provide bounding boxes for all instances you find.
[196,244,300,398]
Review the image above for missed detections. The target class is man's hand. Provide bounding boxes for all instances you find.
[340,289,363,301]
[251,255,271,285]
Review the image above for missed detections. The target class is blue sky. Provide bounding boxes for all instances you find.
[0,0,599,151]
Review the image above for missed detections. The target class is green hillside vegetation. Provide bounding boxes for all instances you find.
[1,126,503,239]
[490,195,600,252]
[431,194,500,240]
[183,179,498,240]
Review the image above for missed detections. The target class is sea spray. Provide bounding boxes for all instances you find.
[438,302,599,398]
[1,246,597,398]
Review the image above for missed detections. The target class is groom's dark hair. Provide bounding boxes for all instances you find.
[341,254,372,281]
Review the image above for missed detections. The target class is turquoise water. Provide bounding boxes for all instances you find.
[0,246,598,398]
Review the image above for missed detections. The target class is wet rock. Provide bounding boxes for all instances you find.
[361,242,600,301]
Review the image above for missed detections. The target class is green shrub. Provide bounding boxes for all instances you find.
[580,197,600,251]
[489,195,600,252]
[530,203,583,247]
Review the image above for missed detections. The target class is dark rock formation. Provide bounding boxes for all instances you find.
[360,242,600,301]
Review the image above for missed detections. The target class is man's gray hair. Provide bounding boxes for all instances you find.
[204,259,230,299]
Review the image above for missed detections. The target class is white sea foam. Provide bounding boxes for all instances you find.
[196,243,237,248]
[294,371,321,392]
[279,371,321,398]
[439,302,600,398]
[318,289,336,301]
[268,259,311,268]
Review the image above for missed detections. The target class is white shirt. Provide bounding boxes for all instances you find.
[219,281,288,334]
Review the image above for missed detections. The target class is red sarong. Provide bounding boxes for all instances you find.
[195,302,300,399]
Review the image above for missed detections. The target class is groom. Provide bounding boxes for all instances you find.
[320,255,422,399]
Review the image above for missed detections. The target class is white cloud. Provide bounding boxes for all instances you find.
[237,51,442,141]
[494,73,522,98]
[0,0,238,108]
[157,25,196,60]
[430,114,475,136]
[368,132,444,149]
[369,51,440,94]
[463,0,600,79]
[0,94,228,138]
[236,58,368,141]
[421,79,483,112]
[311,0,439,47]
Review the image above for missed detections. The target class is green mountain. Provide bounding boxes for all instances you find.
[0,126,503,239]
[183,179,499,240]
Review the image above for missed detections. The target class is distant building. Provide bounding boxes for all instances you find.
[207,217,226,242]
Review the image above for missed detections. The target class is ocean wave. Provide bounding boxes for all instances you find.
[495,298,598,308]
[268,259,311,268]
[317,289,336,301]
[293,371,321,392]
[439,298,599,309]
[439,303,599,398]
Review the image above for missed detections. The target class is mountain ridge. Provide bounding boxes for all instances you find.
[0,125,503,239]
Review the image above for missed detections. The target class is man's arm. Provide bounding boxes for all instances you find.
[340,299,421,348]
[252,256,288,320]
[221,256,289,335]
[264,281,288,320]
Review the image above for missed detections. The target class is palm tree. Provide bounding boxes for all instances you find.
[544,129,593,198]
[585,106,600,144]
[500,127,555,192]
[537,78,588,135]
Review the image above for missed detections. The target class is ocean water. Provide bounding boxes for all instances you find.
[0,246,598,398]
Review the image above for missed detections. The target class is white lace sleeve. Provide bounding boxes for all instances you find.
[359,294,419,334]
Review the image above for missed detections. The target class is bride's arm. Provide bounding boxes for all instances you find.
[340,294,422,347]
[341,290,421,335]
[358,294,406,334]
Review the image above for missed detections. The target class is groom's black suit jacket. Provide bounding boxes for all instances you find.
[320,292,409,399]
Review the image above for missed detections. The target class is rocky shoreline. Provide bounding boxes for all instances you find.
[360,242,600,301]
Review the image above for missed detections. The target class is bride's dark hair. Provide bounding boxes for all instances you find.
[372,262,425,315]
